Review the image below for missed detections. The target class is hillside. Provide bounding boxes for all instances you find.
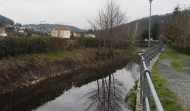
[24,24,87,33]
[134,13,172,24]
[0,15,14,27]
[116,13,172,40]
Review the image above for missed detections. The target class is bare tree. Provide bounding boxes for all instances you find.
[132,21,139,42]
[88,0,127,60]
[165,6,190,46]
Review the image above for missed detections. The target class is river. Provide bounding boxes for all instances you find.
[1,57,140,111]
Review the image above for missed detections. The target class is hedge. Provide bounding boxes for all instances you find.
[169,43,190,55]
[0,37,68,59]
[0,37,132,59]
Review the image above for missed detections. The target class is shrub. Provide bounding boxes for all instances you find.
[169,43,190,55]
[0,37,68,57]
[0,49,5,59]
[0,37,132,59]
[74,37,99,48]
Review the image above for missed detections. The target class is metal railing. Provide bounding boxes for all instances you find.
[139,43,164,111]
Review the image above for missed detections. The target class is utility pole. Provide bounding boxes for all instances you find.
[148,0,153,64]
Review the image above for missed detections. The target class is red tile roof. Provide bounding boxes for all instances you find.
[51,27,70,31]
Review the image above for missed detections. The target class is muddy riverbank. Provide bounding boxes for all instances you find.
[0,48,133,95]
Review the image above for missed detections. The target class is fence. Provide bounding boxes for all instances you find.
[139,43,164,111]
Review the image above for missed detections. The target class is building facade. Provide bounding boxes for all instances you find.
[51,27,70,38]
[0,28,7,37]
[19,29,24,33]
[73,33,82,37]
[84,33,95,38]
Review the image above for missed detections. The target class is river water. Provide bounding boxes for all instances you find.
[1,58,140,111]
[33,61,139,111]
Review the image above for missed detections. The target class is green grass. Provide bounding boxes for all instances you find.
[32,34,41,37]
[18,56,40,67]
[151,62,185,111]
[160,46,190,59]
[132,47,142,54]
[124,45,134,51]
[170,61,184,71]
[46,50,77,59]
[125,80,138,111]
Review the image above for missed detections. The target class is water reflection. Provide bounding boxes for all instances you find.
[83,73,126,111]
[83,58,140,111]
[125,62,140,82]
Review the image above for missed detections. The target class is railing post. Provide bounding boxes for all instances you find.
[140,56,145,105]
[143,70,151,111]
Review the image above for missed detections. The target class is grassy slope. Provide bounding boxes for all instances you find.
[16,47,133,66]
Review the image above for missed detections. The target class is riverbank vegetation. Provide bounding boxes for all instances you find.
[0,37,133,59]
[0,34,135,95]
[125,80,138,111]
[0,47,134,94]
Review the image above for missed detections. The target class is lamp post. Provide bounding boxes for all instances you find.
[161,21,164,44]
[148,0,153,64]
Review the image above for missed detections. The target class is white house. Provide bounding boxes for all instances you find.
[84,33,96,38]
[19,29,24,33]
[0,28,7,37]
[20,27,25,30]
[51,27,70,38]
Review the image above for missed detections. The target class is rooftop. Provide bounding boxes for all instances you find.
[51,27,70,31]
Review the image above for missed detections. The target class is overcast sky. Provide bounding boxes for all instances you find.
[0,0,190,29]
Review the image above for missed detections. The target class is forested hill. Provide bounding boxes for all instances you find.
[0,15,14,27]
[137,13,172,24]
[115,13,173,40]
[24,24,87,33]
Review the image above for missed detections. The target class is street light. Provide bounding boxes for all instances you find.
[161,21,164,44]
[148,0,153,64]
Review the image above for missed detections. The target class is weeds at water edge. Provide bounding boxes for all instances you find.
[125,80,138,111]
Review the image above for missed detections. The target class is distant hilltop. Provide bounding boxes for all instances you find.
[24,24,87,33]
[0,15,14,27]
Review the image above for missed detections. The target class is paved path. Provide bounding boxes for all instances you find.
[157,47,190,105]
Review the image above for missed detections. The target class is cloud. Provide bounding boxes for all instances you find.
[0,0,190,29]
